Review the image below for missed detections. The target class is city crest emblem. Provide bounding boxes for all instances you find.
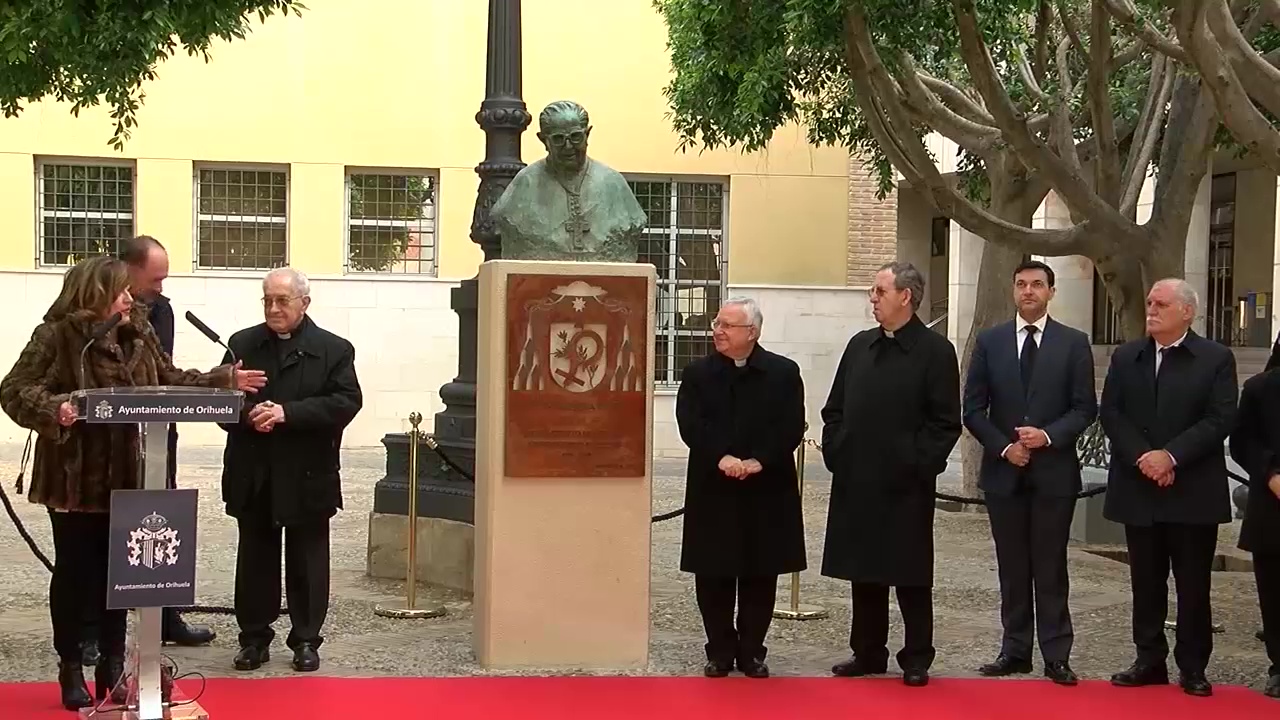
[126,511,181,570]
[93,400,112,420]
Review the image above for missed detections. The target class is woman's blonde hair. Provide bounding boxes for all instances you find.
[44,255,131,322]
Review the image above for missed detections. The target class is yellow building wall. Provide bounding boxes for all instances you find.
[0,0,848,285]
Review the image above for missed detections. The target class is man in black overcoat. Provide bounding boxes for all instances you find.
[820,261,962,687]
[962,260,1095,685]
[1228,367,1280,698]
[221,268,363,674]
[1100,278,1237,697]
[676,297,806,679]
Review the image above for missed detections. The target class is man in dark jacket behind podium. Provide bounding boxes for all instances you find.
[119,235,218,648]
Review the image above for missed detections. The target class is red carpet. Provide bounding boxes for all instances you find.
[2,675,1277,719]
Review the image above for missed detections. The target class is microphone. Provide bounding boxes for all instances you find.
[185,311,237,366]
[79,312,123,390]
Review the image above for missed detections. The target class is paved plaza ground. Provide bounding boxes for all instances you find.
[0,443,1272,694]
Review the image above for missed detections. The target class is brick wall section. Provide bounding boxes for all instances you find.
[846,155,899,286]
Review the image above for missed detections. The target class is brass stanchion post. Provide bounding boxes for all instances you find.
[773,424,828,621]
[376,412,447,619]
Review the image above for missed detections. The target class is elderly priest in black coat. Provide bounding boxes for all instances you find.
[220,268,363,675]
[1228,366,1280,698]
[676,297,806,680]
[820,261,962,688]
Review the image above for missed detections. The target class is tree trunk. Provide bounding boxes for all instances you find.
[1096,224,1188,342]
[957,187,1036,504]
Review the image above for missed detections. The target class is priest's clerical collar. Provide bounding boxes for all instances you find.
[275,332,292,340]
[734,357,747,367]
[872,315,925,351]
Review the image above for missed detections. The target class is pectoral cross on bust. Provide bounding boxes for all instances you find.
[555,161,591,253]
[565,201,590,253]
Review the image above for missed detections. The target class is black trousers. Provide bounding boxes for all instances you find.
[986,494,1075,662]
[1124,522,1218,673]
[694,574,778,665]
[1254,553,1280,677]
[849,583,934,671]
[49,511,125,663]
[234,497,330,651]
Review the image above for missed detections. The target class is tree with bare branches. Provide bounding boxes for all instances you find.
[656,0,1280,494]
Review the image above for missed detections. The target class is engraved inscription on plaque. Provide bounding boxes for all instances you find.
[505,274,648,478]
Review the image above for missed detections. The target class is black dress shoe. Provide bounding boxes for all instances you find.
[292,643,320,672]
[1179,671,1212,697]
[831,657,888,677]
[57,660,92,711]
[163,611,217,646]
[903,669,929,687]
[1044,661,1078,686]
[739,659,769,679]
[233,645,270,671]
[1264,674,1280,698]
[703,660,731,678]
[978,654,1032,677]
[1110,661,1169,687]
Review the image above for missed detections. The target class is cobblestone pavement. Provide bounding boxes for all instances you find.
[0,444,1272,694]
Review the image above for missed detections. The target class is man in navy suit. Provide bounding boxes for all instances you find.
[963,260,1096,686]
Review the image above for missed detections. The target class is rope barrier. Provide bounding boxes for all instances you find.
[0,421,1253,618]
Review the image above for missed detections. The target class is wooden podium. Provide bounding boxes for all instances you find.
[72,386,243,720]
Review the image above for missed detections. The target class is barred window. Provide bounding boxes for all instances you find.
[345,172,437,274]
[37,162,135,266]
[196,167,288,270]
[627,178,728,386]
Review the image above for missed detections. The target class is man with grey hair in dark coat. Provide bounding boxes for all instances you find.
[820,261,962,687]
[676,296,806,679]
[1100,277,1236,697]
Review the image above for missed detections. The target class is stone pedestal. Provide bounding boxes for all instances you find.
[473,260,656,670]
[367,430,476,593]
[1070,470,1125,546]
[366,513,475,594]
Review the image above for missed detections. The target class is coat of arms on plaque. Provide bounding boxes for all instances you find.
[504,273,650,478]
[512,279,644,394]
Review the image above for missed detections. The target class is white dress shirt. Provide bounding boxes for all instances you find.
[1016,313,1048,358]
[1154,331,1187,376]
[1002,314,1052,458]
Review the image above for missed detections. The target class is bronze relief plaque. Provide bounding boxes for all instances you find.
[505,274,649,478]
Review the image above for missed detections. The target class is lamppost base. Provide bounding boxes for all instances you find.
[772,603,829,621]
[374,604,447,620]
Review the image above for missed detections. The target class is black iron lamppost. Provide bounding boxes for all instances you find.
[373,0,530,523]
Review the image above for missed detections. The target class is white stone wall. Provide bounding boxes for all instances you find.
[0,272,875,457]
[652,284,878,458]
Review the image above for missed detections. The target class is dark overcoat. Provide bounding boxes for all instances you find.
[1229,369,1280,555]
[676,345,807,577]
[1099,331,1237,526]
[0,303,229,512]
[144,294,180,485]
[819,315,962,588]
[219,316,362,527]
